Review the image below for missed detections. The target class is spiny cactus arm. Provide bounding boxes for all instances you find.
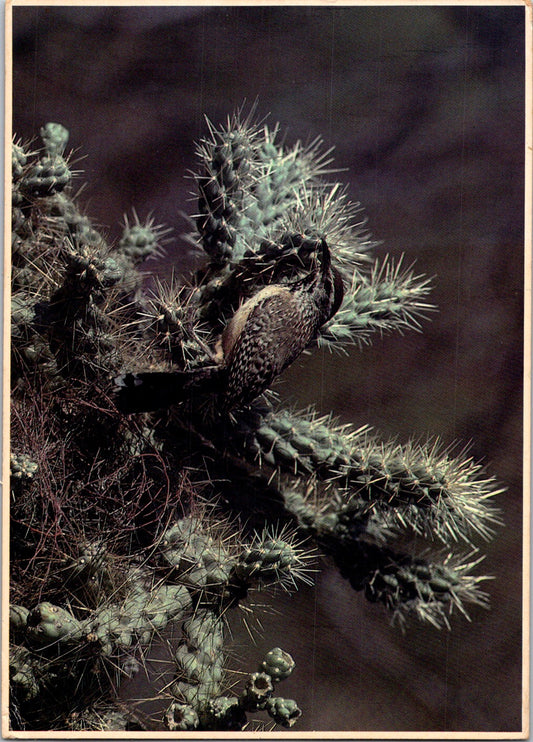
[241,131,335,244]
[88,580,193,657]
[169,609,225,710]
[156,515,314,600]
[193,110,371,271]
[50,207,166,305]
[228,524,315,594]
[231,406,502,546]
[134,275,216,370]
[17,571,193,656]
[20,148,72,199]
[156,515,236,590]
[13,121,73,291]
[193,110,322,265]
[11,136,71,294]
[9,582,194,725]
[117,210,170,266]
[25,602,88,647]
[274,181,376,269]
[44,192,105,249]
[193,110,263,264]
[277,482,493,629]
[11,129,95,265]
[319,256,435,350]
[13,125,165,302]
[12,139,29,183]
[12,129,105,278]
[11,128,166,386]
[329,539,491,630]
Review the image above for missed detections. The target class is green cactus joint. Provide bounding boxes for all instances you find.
[40,122,69,157]
[12,142,27,181]
[261,647,296,682]
[164,702,200,731]
[10,453,38,482]
[10,605,30,634]
[22,155,71,197]
[241,672,275,709]
[26,603,86,646]
[265,696,302,727]
[197,696,247,731]
[10,646,40,703]
[9,113,502,732]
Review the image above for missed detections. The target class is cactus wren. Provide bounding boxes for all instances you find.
[116,239,344,413]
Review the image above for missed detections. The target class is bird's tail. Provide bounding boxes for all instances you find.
[114,366,223,413]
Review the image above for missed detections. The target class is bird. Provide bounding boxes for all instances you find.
[115,238,344,414]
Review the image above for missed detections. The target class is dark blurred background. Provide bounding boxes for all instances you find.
[11,5,525,733]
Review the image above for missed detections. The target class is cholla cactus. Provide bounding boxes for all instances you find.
[9,113,501,732]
